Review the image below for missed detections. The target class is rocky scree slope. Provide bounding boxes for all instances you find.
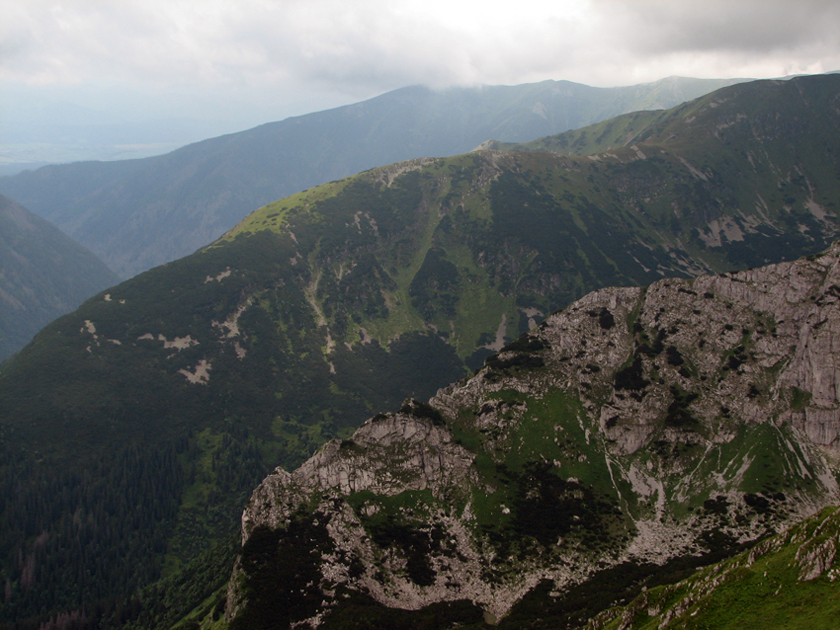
[587,505,840,630]
[1,74,839,628]
[227,242,840,629]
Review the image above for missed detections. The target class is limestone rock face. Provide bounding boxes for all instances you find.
[239,409,477,541]
[227,243,840,629]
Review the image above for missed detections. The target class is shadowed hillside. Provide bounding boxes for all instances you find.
[0,194,118,360]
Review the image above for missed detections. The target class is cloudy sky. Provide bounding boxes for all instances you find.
[2,0,840,161]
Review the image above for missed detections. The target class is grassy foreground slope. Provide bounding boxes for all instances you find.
[0,74,839,629]
[588,506,840,630]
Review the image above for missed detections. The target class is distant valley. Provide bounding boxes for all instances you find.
[0,195,118,361]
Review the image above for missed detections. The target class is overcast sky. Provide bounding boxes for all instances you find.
[2,0,840,154]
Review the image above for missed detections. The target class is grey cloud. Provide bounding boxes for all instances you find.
[595,0,840,55]
[2,0,840,146]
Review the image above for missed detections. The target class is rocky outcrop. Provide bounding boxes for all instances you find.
[227,243,840,629]
[239,408,477,541]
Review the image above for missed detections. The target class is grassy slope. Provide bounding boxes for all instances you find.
[589,506,840,630]
[480,110,666,156]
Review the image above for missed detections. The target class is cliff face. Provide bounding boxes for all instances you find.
[227,243,840,629]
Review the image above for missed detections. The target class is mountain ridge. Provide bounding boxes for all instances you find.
[0,76,747,278]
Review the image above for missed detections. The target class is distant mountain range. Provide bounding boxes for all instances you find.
[1,74,838,629]
[0,76,746,278]
[0,194,118,361]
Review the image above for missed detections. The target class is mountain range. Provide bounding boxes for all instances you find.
[0,76,746,279]
[1,73,839,629]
